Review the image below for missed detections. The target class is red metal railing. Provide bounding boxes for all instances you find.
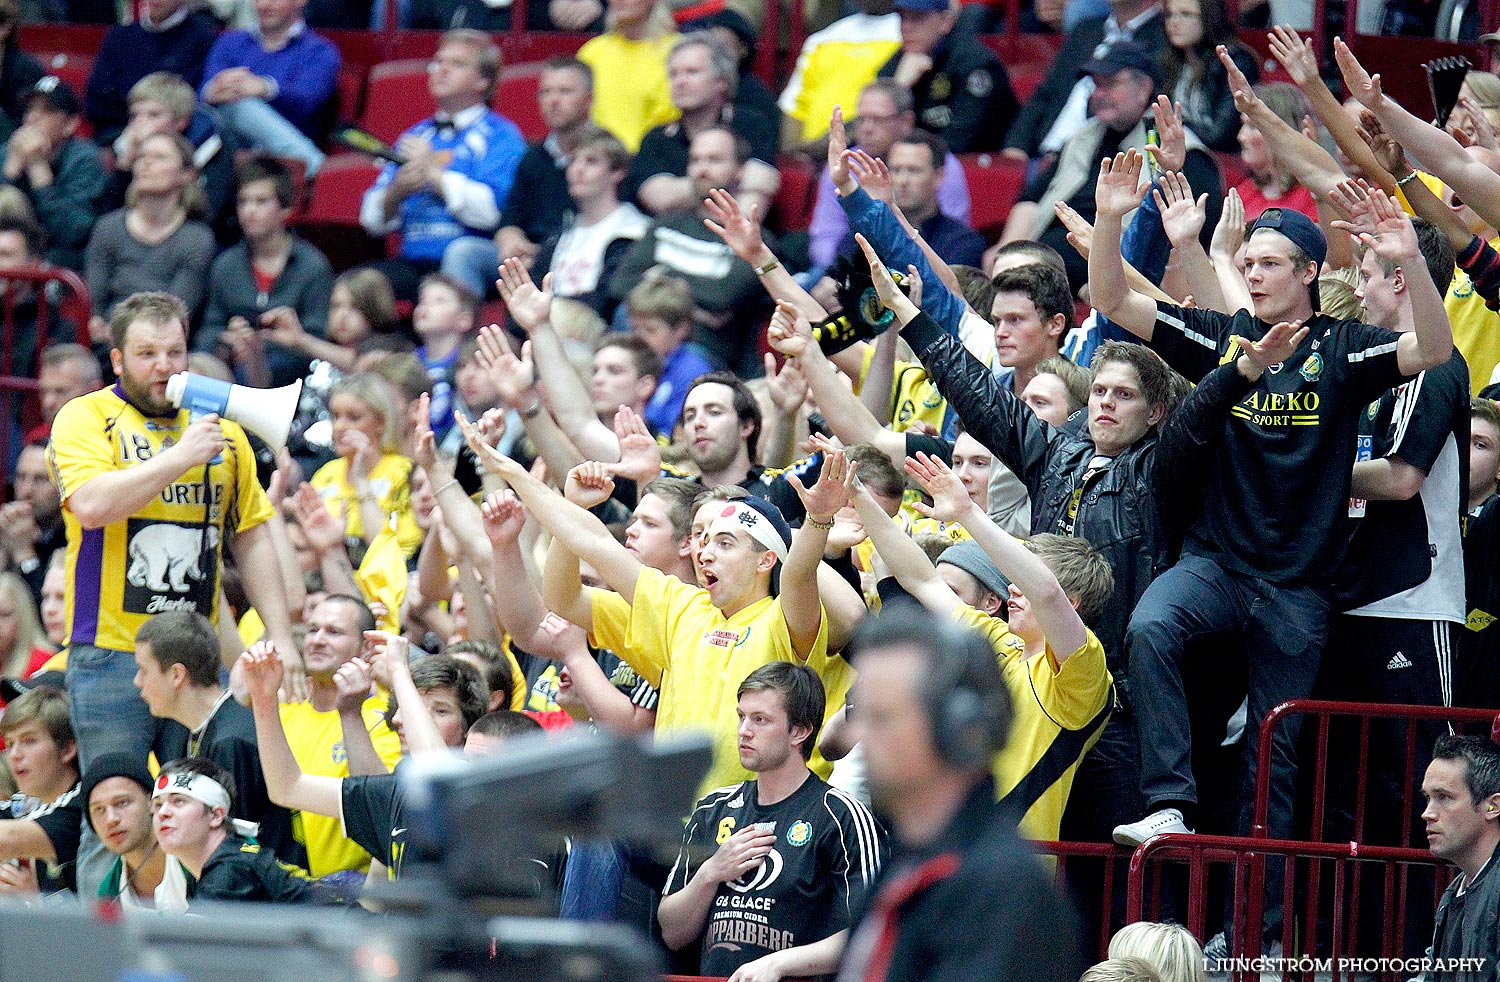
[1037,839,1127,961]
[0,265,89,481]
[1127,833,1452,982]
[1250,700,1500,842]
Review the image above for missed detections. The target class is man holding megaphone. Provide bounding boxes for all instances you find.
[46,291,304,797]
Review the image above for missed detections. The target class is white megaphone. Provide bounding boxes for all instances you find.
[164,372,303,453]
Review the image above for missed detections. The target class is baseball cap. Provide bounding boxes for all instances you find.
[0,669,65,704]
[1081,40,1165,90]
[27,75,79,117]
[81,751,154,809]
[1248,207,1327,268]
[892,0,948,13]
[936,540,1011,601]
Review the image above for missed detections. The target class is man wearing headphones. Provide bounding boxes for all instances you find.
[659,663,887,980]
[834,612,1084,982]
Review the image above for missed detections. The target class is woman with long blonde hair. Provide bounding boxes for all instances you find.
[0,572,54,680]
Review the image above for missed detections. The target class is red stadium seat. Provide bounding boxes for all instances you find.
[360,59,436,146]
[334,66,366,125]
[770,156,817,233]
[493,61,547,142]
[298,153,389,269]
[958,153,1028,237]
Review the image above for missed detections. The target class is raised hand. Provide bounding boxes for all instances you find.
[703,188,766,261]
[1356,109,1407,176]
[764,352,809,416]
[456,410,523,479]
[290,482,346,557]
[1210,186,1247,260]
[766,300,814,358]
[1054,200,1095,260]
[332,656,375,713]
[1232,319,1310,373]
[611,405,661,482]
[475,324,538,410]
[1331,181,1419,263]
[345,428,381,483]
[1094,150,1148,219]
[905,263,923,308]
[496,257,554,334]
[532,611,589,661]
[846,148,893,204]
[362,631,412,681]
[1145,96,1187,174]
[564,460,616,509]
[1266,26,1319,87]
[1333,36,1383,109]
[828,105,854,194]
[1216,44,1265,119]
[825,504,866,554]
[1457,96,1499,151]
[786,446,850,521]
[1152,171,1209,248]
[239,639,284,708]
[410,391,441,474]
[853,233,905,312]
[904,451,973,524]
[480,489,527,546]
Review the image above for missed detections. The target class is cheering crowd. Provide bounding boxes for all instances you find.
[0,0,1496,977]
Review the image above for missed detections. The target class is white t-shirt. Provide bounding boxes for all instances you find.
[549,203,650,299]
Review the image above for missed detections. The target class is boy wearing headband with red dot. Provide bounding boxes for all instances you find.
[458,412,857,800]
[152,757,310,905]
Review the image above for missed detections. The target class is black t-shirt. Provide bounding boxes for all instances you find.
[1336,348,1470,610]
[191,834,312,904]
[1147,302,1409,583]
[622,103,779,204]
[28,783,82,895]
[340,769,406,879]
[1459,494,1500,708]
[663,774,888,977]
[158,697,302,870]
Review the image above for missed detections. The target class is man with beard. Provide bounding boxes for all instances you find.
[47,290,301,774]
[659,663,887,979]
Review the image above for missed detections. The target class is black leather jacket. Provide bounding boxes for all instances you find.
[903,313,1171,685]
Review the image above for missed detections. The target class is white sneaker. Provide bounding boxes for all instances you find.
[1112,807,1194,846]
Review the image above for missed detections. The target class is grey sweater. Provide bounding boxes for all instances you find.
[84,209,216,319]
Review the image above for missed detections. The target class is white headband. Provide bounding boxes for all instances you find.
[705,502,788,561]
[154,771,229,813]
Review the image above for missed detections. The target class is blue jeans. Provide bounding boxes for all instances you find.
[67,642,164,902]
[559,839,625,922]
[66,643,162,773]
[217,97,326,176]
[439,235,499,300]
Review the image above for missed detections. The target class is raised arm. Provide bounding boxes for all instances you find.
[1329,179,1453,373]
[847,462,960,617]
[1338,37,1500,232]
[765,303,907,464]
[459,414,645,603]
[780,448,850,659]
[370,631,449,757]
[1207,188,1255,313]
[906,451,1087,658]
[241,641,343,817]
[1153,171,1228,314]
[331,656,389,776]
[1054,201,1180,305]
[480,489,551,650]
[703,188,825,323]
[496,261,621,462]
[1086,151,1159,339]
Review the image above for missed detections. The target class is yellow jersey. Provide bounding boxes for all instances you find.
[577,32,679,152]
[279,696,402,878]
[952,604,1113,842]
[854,345,950,435]
[309,454,422,558]
[778,13,902,144]
[49,386,273,653]
[590,566,853,798]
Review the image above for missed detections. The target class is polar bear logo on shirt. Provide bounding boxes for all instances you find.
[126,524,219,594]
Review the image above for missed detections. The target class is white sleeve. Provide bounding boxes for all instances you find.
[439,170,501,231]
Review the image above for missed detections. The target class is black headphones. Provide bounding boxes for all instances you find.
[923,620,1013,769]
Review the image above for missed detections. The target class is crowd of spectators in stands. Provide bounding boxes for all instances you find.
[0,0,1497,977]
